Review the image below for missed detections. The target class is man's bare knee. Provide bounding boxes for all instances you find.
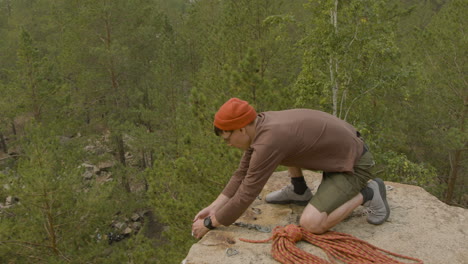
[299,204,329,234]
[299,217,328,234]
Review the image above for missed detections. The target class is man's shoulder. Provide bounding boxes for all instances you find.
[260,109,330,121]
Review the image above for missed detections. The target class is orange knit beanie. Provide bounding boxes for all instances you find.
[214,98,257,131]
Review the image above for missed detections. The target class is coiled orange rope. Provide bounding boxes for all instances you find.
[239,224,424,264]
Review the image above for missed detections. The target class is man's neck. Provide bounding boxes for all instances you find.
[245,118,257,144]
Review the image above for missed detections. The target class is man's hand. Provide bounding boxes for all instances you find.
[192,194,229,239]
[193,194,230,223]
[191,218,209,239]
[193,207,213,223]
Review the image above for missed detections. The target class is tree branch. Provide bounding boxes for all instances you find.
[344,83,380,120]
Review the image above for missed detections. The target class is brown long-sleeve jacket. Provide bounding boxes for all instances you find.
[215,109,364,226]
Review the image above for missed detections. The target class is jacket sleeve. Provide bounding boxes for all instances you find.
[220,148,253,198]
[215,146,284,226]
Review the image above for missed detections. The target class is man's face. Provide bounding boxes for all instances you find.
[221,129,250,150]
[221,131,233,144]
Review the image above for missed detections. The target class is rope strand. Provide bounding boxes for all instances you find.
[239,224,424,264]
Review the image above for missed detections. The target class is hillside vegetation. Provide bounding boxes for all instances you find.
[0,0,465,263]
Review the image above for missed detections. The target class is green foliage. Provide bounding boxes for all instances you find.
[379,151,443,196]
[0,0,465,263]
[15,29,64,122]
[145,102,242,263]
[295,0,407,116]
[0,122,152,263]
[1,124,89,261]
[395,0,467,203]
[185,0,303,112]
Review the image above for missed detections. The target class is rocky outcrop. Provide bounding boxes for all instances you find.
[183,170,468,264]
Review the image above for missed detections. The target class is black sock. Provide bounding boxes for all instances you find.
[291,176,308,195]
[360,187,374,205]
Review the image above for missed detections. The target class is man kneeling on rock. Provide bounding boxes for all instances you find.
[192,98,390,239]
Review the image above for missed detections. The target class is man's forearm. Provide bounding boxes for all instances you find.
[208,194,230,228]
[210,193,230,211]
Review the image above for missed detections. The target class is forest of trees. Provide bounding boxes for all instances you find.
[0,0,466,263]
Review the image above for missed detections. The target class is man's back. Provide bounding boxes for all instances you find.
[252,109,364,173]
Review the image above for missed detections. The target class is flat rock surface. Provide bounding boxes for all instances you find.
[183,171,468,264]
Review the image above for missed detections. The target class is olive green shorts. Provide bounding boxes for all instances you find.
[310,151,375,214]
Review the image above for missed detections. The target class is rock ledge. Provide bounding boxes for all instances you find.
[183,171,468,264]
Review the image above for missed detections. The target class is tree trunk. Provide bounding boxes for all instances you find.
[330,57,338,116]
[0,132,7,153]
[141,150,147,168]
[5,0,11,17]
[149,150,154,168]
[445,96,467,204]
[11,121,16,136]
[446,150,462,204]
[330,0,339,116]
[114,133,126,166]
[103,13,120,97]
[43,189,59,256]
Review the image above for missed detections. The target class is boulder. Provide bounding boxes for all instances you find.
[183,170,468,264]
[97,160,115,171]
[81,163,99,174]
[131,213,142,222]
[96,171,113,184]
